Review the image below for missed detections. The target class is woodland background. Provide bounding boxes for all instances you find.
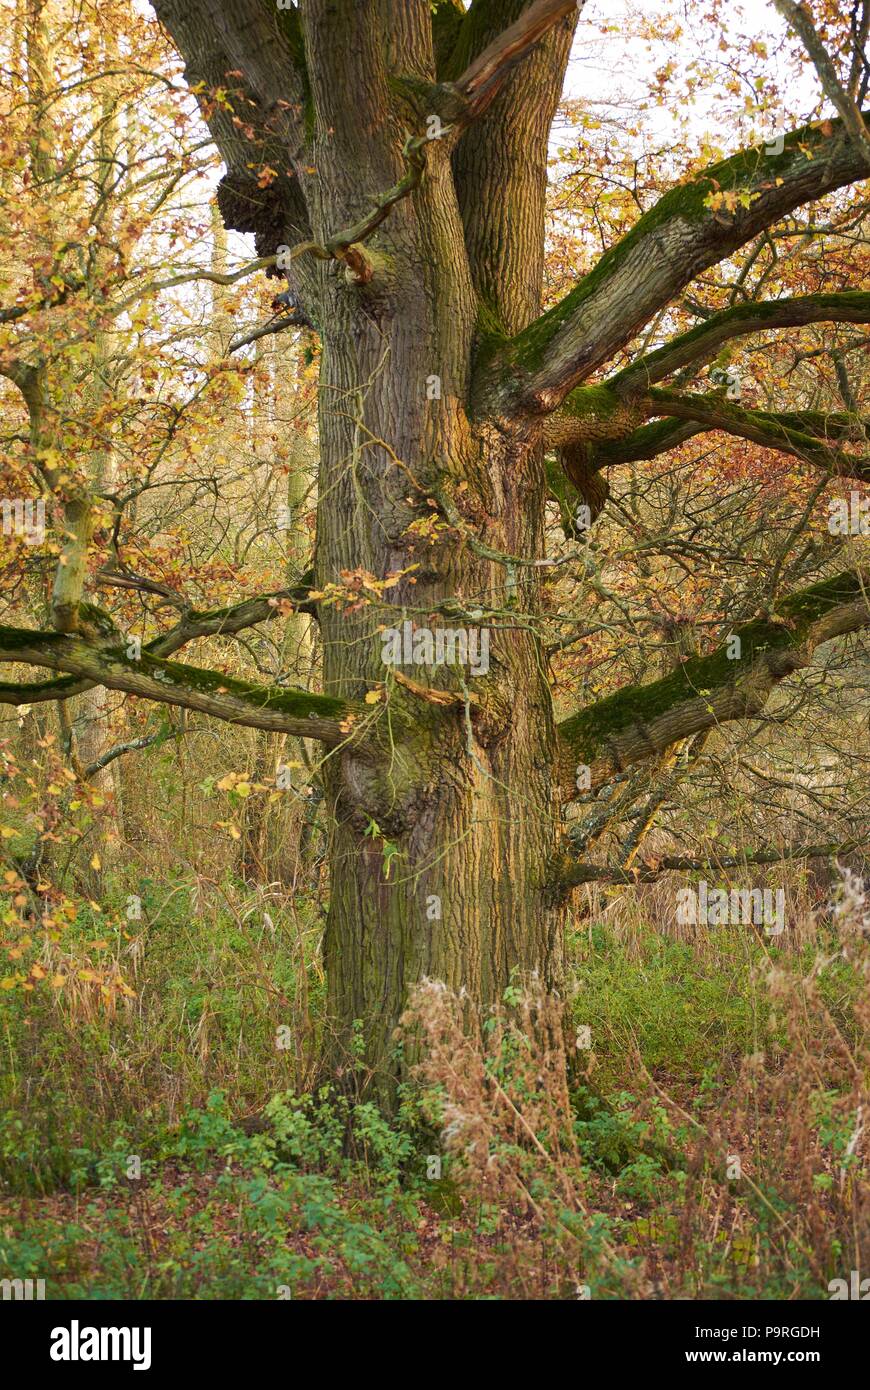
[0,0,868,1299]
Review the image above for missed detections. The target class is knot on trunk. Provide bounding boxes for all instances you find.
[216,172,294,272]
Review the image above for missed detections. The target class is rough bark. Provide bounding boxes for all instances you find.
[295,0,565,1092]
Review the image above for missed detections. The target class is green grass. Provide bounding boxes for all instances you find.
[567,923,768,1086]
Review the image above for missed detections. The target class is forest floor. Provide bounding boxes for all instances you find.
[1,878,867,1299]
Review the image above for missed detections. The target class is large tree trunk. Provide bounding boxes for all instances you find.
[303,4,565,1088]
[319,399,561,1086]
[319,440,561,1088]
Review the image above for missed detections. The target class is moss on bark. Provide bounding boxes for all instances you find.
[558,572,867,763]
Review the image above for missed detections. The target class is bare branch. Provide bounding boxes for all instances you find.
[554,840,864,890]
[774,0,870,167]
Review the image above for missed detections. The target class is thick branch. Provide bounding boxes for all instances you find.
[573,416,705,468]
[448,0,579,334]
[564,406,868,473]
[0,626,355,745]
[543,381,870,482]
[485,112,870,416]
[557,570,870,799]
[153,0,315,310]
[646,389,870,479]
[0,577,315,707]
[448,0,578,122]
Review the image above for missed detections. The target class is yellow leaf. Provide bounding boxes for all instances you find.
[90,853,101,871]
[50,974,66,989]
